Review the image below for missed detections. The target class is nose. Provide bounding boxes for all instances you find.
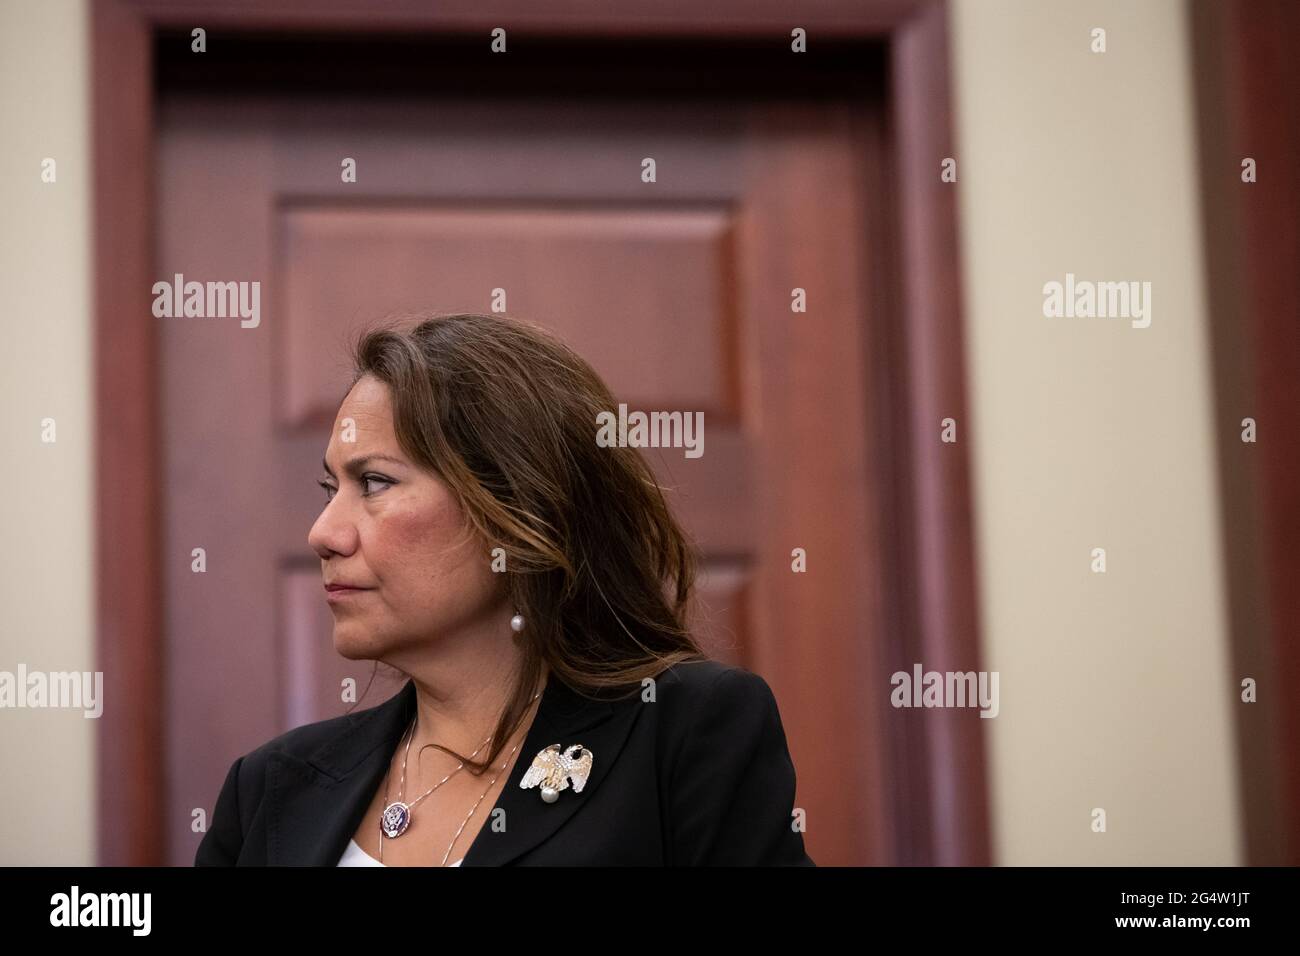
[308,494,359,559]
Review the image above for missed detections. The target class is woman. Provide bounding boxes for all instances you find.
[195,312,814,866]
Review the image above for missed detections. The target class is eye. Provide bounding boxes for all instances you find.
[318,479,337,502]
[361,473,395,496]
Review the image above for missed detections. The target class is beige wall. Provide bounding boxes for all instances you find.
[0,0,95,864]
[0,0,1239,865]
[951,0,1241,864]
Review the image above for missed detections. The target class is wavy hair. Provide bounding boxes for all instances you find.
[345,311,706,774]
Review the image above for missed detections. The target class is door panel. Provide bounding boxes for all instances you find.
[160,88,885,865]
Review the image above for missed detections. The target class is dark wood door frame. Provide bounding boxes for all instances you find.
[93,0,987,866]
[1191,0,1300,866]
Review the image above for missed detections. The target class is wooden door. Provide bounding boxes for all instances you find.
[157,42,889,866]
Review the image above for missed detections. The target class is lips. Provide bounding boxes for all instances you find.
[324,582,373,600]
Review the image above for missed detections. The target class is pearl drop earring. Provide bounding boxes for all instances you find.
[510,612,525,633]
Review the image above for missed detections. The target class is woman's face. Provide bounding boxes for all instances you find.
[307,374,505,661]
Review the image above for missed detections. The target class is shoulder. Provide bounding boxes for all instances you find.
[251,709,361,761]
[646,657,775,700]
[646,657,781,718]
[196,691,399,865]
[237,703,365,769]
[624,658,788,761]
[644,660,813,865]
[594,658,787,773]
[220,691,397,801]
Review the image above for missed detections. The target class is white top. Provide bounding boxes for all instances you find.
[336,838,463,867]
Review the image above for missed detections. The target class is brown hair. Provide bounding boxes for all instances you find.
[345,311,706,774]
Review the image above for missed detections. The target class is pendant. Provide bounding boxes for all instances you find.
[381,801,411,838]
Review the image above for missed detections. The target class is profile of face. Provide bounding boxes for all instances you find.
[307,374,507,662]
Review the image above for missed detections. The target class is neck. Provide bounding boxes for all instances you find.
[389,608,547,766]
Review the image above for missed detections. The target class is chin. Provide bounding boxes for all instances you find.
[331,621,390,661]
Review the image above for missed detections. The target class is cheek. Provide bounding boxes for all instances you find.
[368,498,485,599]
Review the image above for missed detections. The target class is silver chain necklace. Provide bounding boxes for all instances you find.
[379,689,541,865]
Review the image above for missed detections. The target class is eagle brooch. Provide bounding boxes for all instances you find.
[520,743,594,803]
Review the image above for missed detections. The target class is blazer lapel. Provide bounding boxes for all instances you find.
[267,679,417,866]
[265,672,640,866]
[460,673,639,866]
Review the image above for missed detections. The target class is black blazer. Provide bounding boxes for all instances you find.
[195,658,815,866]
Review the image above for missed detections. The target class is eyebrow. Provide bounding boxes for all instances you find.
[321,453,407,479]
